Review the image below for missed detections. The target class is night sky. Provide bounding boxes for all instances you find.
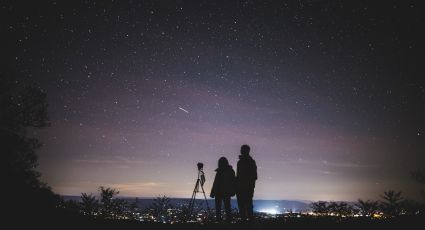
[2,1,424,201]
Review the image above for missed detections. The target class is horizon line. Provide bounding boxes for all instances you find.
[59,194,329,202]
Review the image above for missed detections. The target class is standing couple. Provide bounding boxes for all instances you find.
[210,144,257,222]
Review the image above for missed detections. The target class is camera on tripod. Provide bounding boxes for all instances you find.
[197,162,204,171]
[187,162,210,220]
[197,162,206,186]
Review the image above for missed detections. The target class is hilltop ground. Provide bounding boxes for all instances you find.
[17,215,423,230]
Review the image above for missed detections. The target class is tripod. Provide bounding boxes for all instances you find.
[187,163,210,220]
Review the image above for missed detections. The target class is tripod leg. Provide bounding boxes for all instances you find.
[187,179,200,221]
[200,183,210,211]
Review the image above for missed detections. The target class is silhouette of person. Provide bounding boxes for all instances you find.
[236,144,257,222]
[210,157,236,222]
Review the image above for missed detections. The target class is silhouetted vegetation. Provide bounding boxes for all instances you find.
[356,199,380,217]
[81,193,99,218]
[311,201,353,217]
[309,190,424,220]
[380,190,404,217]
[98,186,125,219]
[1,73,60,222]
[311,201,331,216]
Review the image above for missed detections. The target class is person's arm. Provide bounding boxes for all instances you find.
[231,168,236,196]
[236,161,241,179]
[253,160,258,180]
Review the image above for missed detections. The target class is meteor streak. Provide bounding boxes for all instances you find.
[178,107,189,113]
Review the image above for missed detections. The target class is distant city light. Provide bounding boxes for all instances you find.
[259,208,280,215]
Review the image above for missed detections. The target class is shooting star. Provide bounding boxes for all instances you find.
[178,107,189,114]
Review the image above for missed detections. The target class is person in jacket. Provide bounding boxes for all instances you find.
[210,157,236,222]
[236,144,257,221]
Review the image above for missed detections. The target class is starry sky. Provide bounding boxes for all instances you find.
[2,0,424,201]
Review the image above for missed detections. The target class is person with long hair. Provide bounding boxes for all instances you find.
[210,157,236,222]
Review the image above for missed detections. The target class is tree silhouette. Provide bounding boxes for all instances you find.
[1,73,58,220]
[380,190,404,217]
[77,187,139,221]
[356,199,380,217]
[81,193,99,218]
[99,186,127,219]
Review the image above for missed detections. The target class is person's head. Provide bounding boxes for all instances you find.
[218,157,229,168]
[240,144,250,156]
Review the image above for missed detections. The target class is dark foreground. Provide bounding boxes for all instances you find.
[12,215,424,230]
